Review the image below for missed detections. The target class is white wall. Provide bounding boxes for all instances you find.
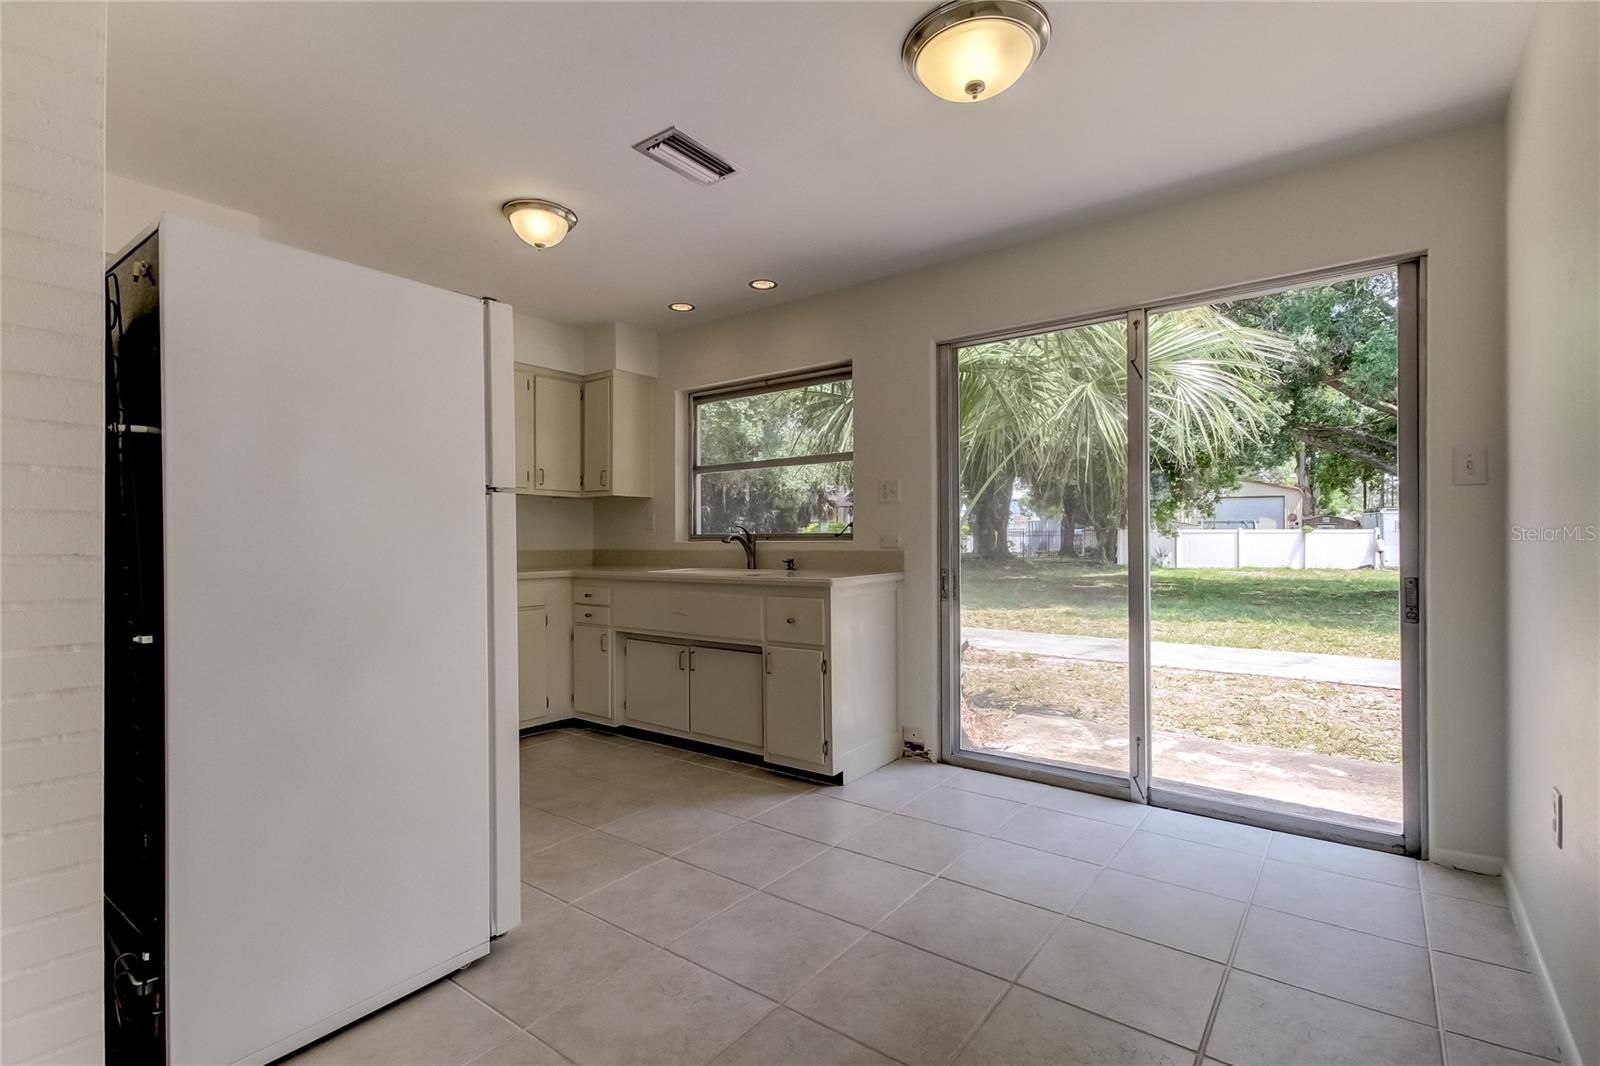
[1,4,109,1062]
[515,311,584,376]
[105,172,260,255]
[1504,4,1599,1062]
[629,122,1510,863]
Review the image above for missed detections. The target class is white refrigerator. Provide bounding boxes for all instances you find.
[106,216,520,1064]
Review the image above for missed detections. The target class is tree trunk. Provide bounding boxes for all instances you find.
[1296,444,1314,517]
[1094,522,1119,565]
[970,473,1013,560]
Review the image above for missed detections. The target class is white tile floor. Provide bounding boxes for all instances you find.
[286,728,1565,1066]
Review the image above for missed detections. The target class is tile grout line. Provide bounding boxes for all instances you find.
[446,979,578,1065]
[1423,886,1453,1066]
[1190,844,1271,1066]
[941,864,1097,1065]
[521,736,1550,1065]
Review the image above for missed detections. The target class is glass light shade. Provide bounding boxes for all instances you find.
[915,17,1038,101]
[903,1,1050,103]
[502,200,577,249]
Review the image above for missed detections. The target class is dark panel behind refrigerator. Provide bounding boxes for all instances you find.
[104,230,166,1063]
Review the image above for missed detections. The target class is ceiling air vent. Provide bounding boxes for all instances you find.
[632,127,739,185]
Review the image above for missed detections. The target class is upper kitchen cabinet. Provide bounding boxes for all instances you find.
[582,370,653,497]
[514,363,653,498]
[534,374,583,493]
[513,366,536,490]
[514,366,583,496]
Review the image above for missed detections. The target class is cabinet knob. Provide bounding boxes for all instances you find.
[584,611,593,619]
[786,617,797,625]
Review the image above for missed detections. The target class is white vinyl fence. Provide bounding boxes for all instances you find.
[1121,527,1398,569]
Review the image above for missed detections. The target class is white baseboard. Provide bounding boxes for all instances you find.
[1503,864,1584,1066]
[1429,847,1504,874]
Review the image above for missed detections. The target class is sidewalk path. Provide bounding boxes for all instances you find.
[962,627,1401,690]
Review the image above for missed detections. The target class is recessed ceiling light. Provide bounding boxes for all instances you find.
[501,199,578,249]
[903,0,1051,103]
[749,279,778,291]
[669,302,696,313]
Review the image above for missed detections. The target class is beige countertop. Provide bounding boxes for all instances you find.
[515,565,903,589]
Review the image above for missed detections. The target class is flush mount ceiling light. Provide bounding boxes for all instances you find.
[748,279,778,291]
[668,302,696,313]
[501,199,578,250]
[902,0,1051,103]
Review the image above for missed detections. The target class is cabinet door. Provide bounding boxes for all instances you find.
[582,377,611,495]
[518,606,548,725]
[572,625,612,720]
[623,638,689,732]
[514,367,535,490]
[690,646,763,747]
[533,375,582,493]
[765,647,827,766]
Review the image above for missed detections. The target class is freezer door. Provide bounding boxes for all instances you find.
[158,217,491,1064]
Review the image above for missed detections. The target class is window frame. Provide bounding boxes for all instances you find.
[688,364,855,540]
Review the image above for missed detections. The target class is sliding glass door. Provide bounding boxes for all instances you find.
[950,316,1134,789]
[940,259,1424,851]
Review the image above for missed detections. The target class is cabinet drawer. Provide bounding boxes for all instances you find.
[573,604,611,626]
[765,596,825,645]
[573,585,611,606]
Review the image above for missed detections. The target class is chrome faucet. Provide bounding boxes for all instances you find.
[721,525,758,569]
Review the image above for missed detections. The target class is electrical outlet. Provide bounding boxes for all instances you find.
[1553,787,1564,848]
[644,508,656,531]
[878,532,901,549]
[878,478,901,504]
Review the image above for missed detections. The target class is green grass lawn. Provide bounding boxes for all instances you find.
[960,557,1401,659]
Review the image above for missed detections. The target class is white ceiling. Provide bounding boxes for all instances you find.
[108,2,1533,330]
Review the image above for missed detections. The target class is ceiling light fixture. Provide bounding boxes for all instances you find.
[669,302,696,313]
[748,279,778,291]
[501,199,578,250]
[902,0,1051,103]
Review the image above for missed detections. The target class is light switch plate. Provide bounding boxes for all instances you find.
[878,478,901,504]
[1453,443,1488,485]
[878,532,901,549]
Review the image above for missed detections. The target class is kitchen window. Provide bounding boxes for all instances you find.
[690,367,853,538]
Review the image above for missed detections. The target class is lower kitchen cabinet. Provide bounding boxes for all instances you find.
[517,571,899,779]
[572,624,612,721]
[764,646,827,766]
[622,637,688,731]
[691,645,763,748]
[518,605,548,726]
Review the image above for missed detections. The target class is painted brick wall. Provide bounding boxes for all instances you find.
[2,3,108,1062]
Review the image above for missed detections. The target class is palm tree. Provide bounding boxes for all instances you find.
[961,308,1292,560]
